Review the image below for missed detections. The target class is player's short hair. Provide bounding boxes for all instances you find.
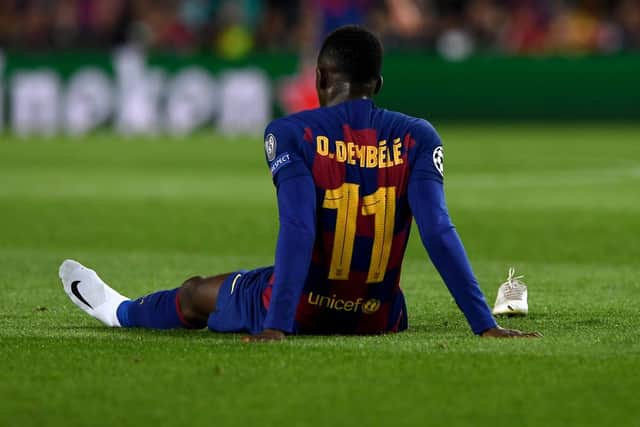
[318,25,383,85]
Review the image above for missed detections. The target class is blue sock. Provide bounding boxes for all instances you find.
[116,288,192,329]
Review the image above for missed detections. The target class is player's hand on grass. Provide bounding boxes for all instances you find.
[242,328,286,342]
[481,326,542,338]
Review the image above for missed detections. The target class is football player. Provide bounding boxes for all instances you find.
[60,26,541,341]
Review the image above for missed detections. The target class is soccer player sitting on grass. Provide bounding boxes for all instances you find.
[59,26,541,341]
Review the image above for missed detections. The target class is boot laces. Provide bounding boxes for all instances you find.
[501,267,526,300]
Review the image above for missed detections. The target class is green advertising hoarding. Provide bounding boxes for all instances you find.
[0,50,637,136]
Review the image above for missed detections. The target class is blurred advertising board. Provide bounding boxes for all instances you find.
[0,50,638,137]
[1,48,283,136]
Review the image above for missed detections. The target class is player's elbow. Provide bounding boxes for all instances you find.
[422,223,456,243]
[417,212,455,240]
[418,212,457,251]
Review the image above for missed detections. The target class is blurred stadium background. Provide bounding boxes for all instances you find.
[0,0,639,136]
[2,3,639,426]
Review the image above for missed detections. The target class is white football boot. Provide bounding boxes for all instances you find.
[492,267,528,316]
[59,259,130,327]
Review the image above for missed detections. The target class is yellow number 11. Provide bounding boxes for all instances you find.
[322,183,396,284]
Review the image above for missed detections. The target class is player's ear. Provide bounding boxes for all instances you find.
[316,68,327,90]
[374,76,383,94]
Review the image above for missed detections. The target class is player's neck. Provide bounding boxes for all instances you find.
[325,91,372,107]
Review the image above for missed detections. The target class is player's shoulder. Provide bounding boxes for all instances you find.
[263,115,305,157]
[265,116,299,137]
[379,108,442,148]
[264,108,331,157]
[383,109,438,135]
[266,107,326,133]
[263,110,324,164]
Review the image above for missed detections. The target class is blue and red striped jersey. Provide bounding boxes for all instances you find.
[262,99,445,334]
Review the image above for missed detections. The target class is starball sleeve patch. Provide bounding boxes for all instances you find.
[265,133,277,161]
[432,146,444,176]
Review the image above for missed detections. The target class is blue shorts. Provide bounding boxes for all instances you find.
[207,266,409,335]
[207,267,273,335]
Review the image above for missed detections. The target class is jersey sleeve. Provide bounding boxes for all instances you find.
[263,175,316,333]
[409,120,444,184]
[263,119,311,187]
[407,120,496,335]
[261,119,316,333]
[408,179,496,335]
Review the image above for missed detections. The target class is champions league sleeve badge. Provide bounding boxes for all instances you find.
[433,146,444,176]
[265,133,277,162]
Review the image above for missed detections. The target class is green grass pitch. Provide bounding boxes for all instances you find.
[1,124,639,427]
